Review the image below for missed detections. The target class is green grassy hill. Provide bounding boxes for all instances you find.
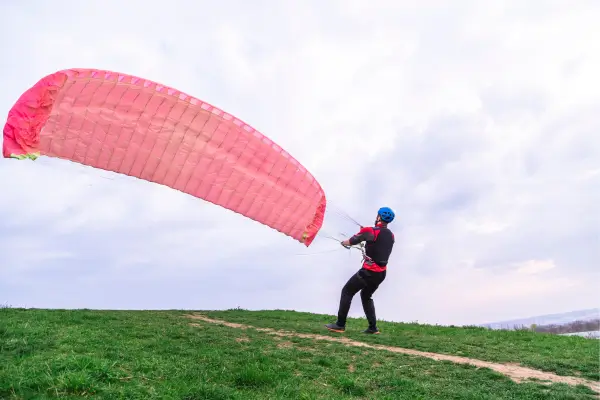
[1,308,598,399]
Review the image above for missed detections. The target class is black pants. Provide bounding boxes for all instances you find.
[336,267,386,329]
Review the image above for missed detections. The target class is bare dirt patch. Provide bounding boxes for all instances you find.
[185,313,600,394]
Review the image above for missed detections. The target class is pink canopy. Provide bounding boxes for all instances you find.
[3,68,326,246]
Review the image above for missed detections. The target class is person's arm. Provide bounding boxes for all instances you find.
[341,227,375,247]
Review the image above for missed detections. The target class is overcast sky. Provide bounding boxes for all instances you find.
[1,0,598,326]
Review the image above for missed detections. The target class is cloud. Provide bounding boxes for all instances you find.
[1,0,599,325]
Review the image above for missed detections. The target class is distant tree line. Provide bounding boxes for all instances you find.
[483,319,600,335]
[530,319,600,334]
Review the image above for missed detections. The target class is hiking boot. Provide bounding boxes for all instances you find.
[325,323,345,332]
[362,327,380,334]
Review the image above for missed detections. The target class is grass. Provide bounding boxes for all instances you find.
[203,309,600,381]
[0,307,598,399]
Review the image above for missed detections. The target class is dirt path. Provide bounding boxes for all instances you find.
[185,313,599,394]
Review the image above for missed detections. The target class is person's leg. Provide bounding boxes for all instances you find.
[359,270,386,331]
[336,271,366,327]
[325,270,366,331]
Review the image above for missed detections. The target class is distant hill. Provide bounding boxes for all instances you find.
[560,331,600,339]
[482,308,600,330]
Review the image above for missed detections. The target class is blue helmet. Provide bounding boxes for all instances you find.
[377,207,395,223]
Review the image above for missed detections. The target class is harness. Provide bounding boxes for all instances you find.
[355,241,374,265]
[359,226,390,268]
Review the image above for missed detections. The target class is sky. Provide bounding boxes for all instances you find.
[0,0,598,326]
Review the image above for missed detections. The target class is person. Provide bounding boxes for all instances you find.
[325,206,396,334]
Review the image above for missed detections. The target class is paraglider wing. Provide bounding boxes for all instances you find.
[2,68,326,246]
